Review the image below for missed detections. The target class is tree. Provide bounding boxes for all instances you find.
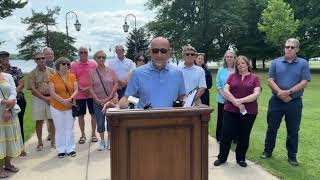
[258,0,300,50]
[0,0,27,19]
[125,27,150,60]
[286,0,320,59]
[146,0,251,61]
[0,0,27,45]
[17,7,77,60]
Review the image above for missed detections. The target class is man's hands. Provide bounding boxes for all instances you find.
[277,90,292,103]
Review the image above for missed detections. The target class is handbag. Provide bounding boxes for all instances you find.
[57,73,80,117]
[0,88,21,115]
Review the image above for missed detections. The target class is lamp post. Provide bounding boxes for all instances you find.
[123,14,137,54]
[65,11,81,38]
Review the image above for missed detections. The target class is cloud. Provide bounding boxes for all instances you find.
[0,1,155,57]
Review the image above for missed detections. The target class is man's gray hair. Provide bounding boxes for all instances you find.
[286,38,300,48]
[182,44,197,53]
[43,47,53,53]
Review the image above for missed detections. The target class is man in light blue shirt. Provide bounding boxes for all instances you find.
[179,45,206,104]
[106,44,135,98]
[112,37,186,109]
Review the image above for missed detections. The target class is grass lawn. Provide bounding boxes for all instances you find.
[208,69,320,180]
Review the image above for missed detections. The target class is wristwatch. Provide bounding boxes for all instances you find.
[288,90,293,95]
[6,109,12,112]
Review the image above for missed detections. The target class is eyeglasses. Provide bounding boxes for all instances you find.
[116,49,125,52]
[97,56,106,59]
[61,63,70,67]
[184,53,196,57]
[79,51,88,54]
[285,46,296,50]
[151,48,169,54]
[35,57,45,60]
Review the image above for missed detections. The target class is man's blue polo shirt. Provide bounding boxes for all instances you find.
[268,56,311,98]
[125,62,186,108]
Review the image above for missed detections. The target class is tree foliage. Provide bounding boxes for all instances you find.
[145,0,274,64]
[17,7,77,60]
[258,0,300,49]
[0,0,27,19]
[287,0,320,59]
[125,27,150,60]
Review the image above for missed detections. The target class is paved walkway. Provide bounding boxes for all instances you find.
[7,113,278,180]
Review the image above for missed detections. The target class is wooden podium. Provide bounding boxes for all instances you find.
[106,106,212,180]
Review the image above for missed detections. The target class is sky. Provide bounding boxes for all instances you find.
[0,0,155,57]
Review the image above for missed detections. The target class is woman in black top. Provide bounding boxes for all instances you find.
[195,54,212,105]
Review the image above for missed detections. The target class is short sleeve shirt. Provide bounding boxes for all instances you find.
[179,64,207,94]
[49,73,76,111]
[106,57,135,80]
[89,67,118,99]
[28,66,55,95]
[224,73,261,114]
[125,62,186,108]
[268,56,311,98]
[70,60,97,99]
[4,66,24,99]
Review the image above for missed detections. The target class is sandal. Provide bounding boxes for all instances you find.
[0,170,9,178]
[78,136,86,144]
[91,136,98,143]
[4,164,19,173]
[36,144,43,151]
[20,150,27,156]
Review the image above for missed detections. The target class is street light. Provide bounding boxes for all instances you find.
[65,11,81,38]
[123,14,137,54]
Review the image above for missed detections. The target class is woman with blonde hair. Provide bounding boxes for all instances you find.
[0,65,23,178]
[49,57,78,158]
[215,49,236,142]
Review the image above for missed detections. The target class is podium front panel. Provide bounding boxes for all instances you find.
[107,107,212,180]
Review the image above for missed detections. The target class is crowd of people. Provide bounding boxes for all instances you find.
[0,36,310,178]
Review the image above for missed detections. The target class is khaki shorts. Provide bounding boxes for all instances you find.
[32,95,52,121]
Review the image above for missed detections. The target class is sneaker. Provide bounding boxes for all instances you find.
[47,134,51,141]
[68,151,76,157]
[58,153,66,158]
[213,159,225,166]
[237,161,248,167]
[288,157,299,166]
[260,152,272,159]
[98,141,106,151]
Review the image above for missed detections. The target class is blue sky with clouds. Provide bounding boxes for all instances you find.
[0,0,155,56]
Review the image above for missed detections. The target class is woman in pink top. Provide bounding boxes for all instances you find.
[89,50,118,151]
[214,55,261,168]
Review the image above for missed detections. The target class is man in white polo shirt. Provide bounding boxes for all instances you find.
[106,44,135,99]
[179,45,207,105]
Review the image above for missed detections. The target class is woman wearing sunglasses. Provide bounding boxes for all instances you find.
[89,50,118,151]
[126,53,148,81]
[48,57,78,158]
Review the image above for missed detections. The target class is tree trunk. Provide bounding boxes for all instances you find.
[262,57,266,69]
[252,57,257,69]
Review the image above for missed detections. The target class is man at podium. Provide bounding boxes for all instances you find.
[104,37,186,109]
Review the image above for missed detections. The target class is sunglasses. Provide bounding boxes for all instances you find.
[35,57,46,60]
[79,51,88,54]
[61,63,70,67]
[116,49,125,52]
[185,53,196,57]
[285,46,296,50]
[151,48,169,54]
[97,56,106,59]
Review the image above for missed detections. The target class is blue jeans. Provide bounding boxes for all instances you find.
[93,101,108,133]
[264,96,302,158]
